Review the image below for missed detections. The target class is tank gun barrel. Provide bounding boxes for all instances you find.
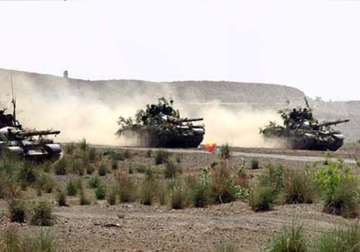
[178,118,204,123]
[16,130,61,138]
[318,119,350,128]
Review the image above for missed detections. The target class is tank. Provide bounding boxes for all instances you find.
[260,99,350,151]
[0,100,62,161]
[117,98,205,148]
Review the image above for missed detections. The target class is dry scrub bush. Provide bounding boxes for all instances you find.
[30,201,54,226]
[282,169,317,204]
[117,171,137,203]
[56,190,67,207]
[316,224,360,252]
[139,172,159,205]
[8,200,27,223]
[53,158,67,175]
[0,227,57,252]
[107,186,117,205]
[155,150,170,165]
[164,158,182,178]
[210,162,238,204]
[169,179,189,209]
[266,222,307,252]
[249,185,274,211]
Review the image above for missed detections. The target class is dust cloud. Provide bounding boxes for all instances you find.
[0,73,283,148]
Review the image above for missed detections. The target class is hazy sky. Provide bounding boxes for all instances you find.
[0,0,359,101]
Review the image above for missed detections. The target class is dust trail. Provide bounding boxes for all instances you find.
[0,71,283,147]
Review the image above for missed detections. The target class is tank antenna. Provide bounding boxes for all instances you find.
[10,74,16,121]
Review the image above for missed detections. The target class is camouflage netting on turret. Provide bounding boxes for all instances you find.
[260,99,350,151]
[117,98,205,148]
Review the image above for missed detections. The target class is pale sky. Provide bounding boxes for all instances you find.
[0,0,359,101]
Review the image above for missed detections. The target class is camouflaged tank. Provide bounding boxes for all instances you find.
[117,98,205,148]
[260,100,349,151]
[0,101,62,161]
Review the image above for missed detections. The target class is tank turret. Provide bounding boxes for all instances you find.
[260,98,350,151]
[117,98,205,148]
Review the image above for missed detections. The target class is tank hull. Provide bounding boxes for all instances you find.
[133,128,204,148]
[262,128,345,151]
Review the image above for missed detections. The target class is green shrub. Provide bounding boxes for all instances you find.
[98,164,107,176]
[164,158,181,178]
[249,185,274,212]
[71,159,84,176]
[17,164,37,187]
[316,224,360,252]
[8,200,26,223]
[267,223,307,252]
[64,143,76,155]
[95,183,106,200]
[250,159,259,169]
[155,150,170,165]
[146,150,153,158]
[37,173,56,194]
[219,144,231,159]
[191,171,211,208]
[66,180,78,196]
[108,151,125,161]
[258,164,285,195]
[124,149,131,159]
[315,160,359,218]
[79,138,88,152]
[283,169,317,204]
[57,191,67,207]
[131,163,147,173]
[30,201,54,226]
[54,159,67,175]
[111,159,118,170]
[88,176,101,189]
[86,165,95,175]
[88,148,97,163]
